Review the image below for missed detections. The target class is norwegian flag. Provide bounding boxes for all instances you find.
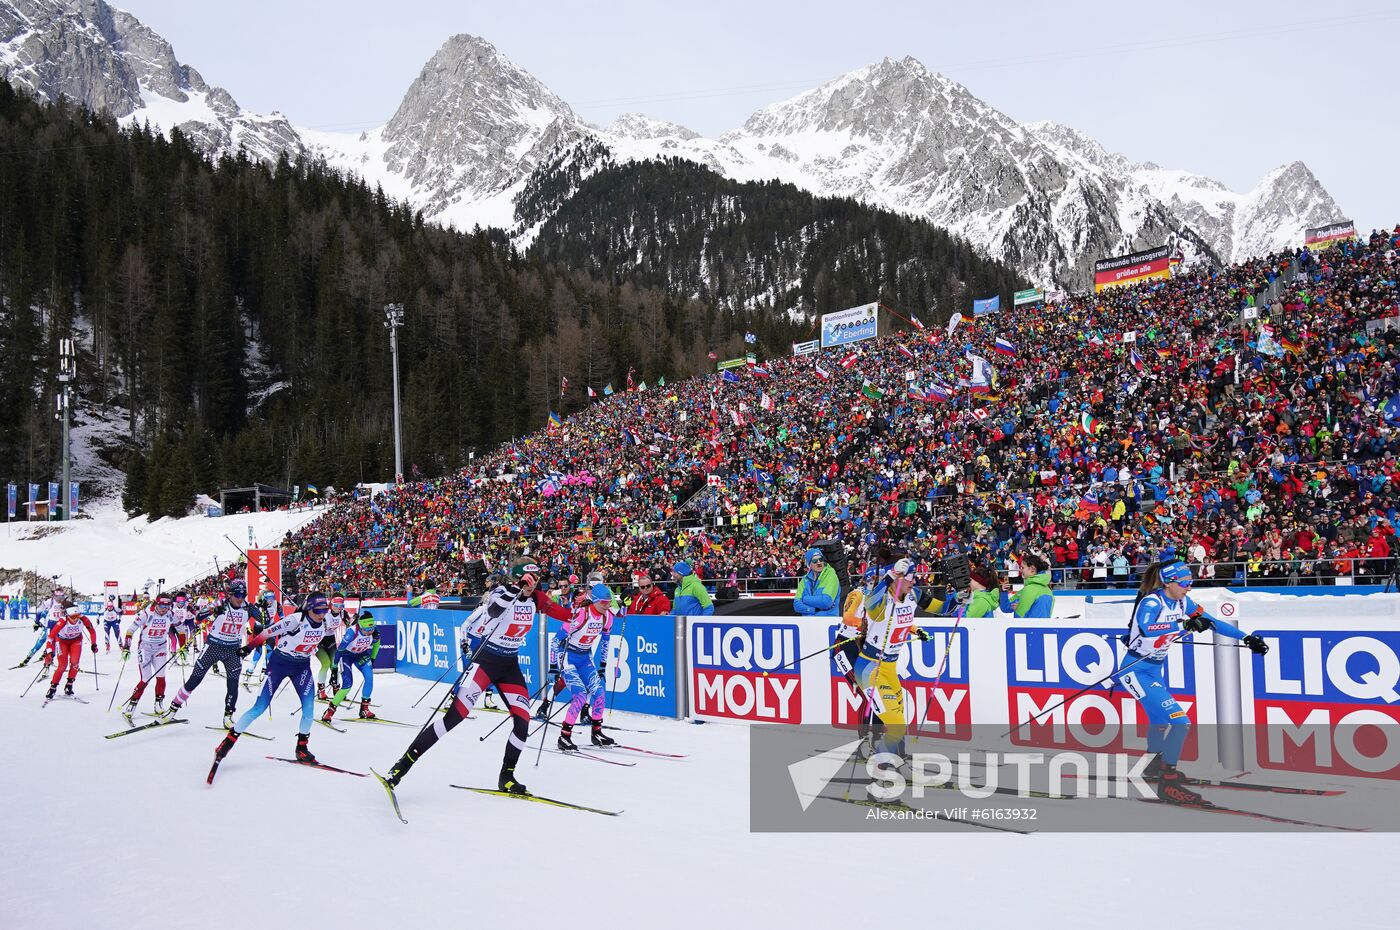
[839,353,858,370]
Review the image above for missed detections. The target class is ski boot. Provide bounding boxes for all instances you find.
[498,764,529,795]
[317,684,328,702]
[222,712,236,729]
[163,700,182,718]
[154,697,165,715]
[590,724,616,747]
[295,733,317,764]
[17,655,29,668]
[321,703,337,723]
[358,699,376,720]
[121,700,137,724]
[557,724,578,752]
[214,731,239,761]
[1152,758,1206,806]
[534,696,552,721]
[45,684,57,700]
[385,749,419,787]
[63,681,74,697]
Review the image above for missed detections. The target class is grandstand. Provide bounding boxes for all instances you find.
[280,227,1400,599]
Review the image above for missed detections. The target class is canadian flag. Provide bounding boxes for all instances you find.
[972,408,990,421]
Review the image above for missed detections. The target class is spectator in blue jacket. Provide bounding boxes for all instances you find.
[793,548,840,617]
[671,562,714,616]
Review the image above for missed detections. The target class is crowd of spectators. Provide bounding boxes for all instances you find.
[277,226,1400,597]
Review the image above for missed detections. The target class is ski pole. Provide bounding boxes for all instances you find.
[410,662,456,709]
[532,685,572,767]
[603,615,627,723]
[999,648,1160,739]
[928,604,968,691]
[478,680,550,742]
[20,663,47,697]
[92,642,100,693]
[107,649,130,711]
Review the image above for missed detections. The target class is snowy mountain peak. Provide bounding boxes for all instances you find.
[0,0,302,161]
[378,33,588,218]
[605,112,699,142]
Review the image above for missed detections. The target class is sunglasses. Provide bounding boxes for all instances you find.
[308,606,329,614]
[638,582,653,589]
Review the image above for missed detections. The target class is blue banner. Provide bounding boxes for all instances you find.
[384,606,458,680]
[69,481,78,517]
[972,295,1000,316]
[819,302,879,349]
[48,481,58,516]
[28,483,38,517]
[543,613,680,718]
[6,483,13,519]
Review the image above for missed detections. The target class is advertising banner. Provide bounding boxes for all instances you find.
[791,339,819,357]
[385,607,457,679]
[717,357,748,371]
[245,548,282,605]
[819,302,878,349]
[1304,220,1356,251]
[1013,288,1043,307]
[545,613,680,718]
[972,295,1000,316]
[1093,245,1171,292]
[6,483,13,519]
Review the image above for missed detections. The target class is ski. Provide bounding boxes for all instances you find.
[202,726,274,741]
[1140,798,1366,831]
[370,768,408,824]
[104,718,189,739]
[601,743,686,759]
[450,785,621,816]
[42,694,90,706]
[545,747,637,767]
[340,717,414,727]
[1058,772,1346,797]
[317,718,347,733]
[824,775,1074,801]
[265,756,367,777]
[807,793,1034,834]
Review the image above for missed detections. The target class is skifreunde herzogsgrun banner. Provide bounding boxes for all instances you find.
[683,592,1400,783]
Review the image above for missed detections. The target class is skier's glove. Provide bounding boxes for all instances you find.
[912,627,931,643]
[1242,634,1269,655]
[1182,615,1213,633]
[597,659,608,679]
[121,648,130,661]
[549,660,560,676]
[238,644,253,658]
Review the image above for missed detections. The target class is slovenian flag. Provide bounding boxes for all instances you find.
[897,343,915,360]
[911,315,925,330]
[994,337,1016,356]
[1080,488,1101,512]
[929,382,951,402]
[752,366,771,379]
[1130,348,1144,372]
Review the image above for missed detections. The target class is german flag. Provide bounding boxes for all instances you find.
[1280,336,1303,355]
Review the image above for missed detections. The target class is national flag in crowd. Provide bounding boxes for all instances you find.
[626,367,636,391]
[860,380,886,401]
[971,408,989,422]
[1156,347,1172,359]
[896,343,915,360]
[994,337,1016,356]
[744,332,757,344]
[966,353,994,393]
[304,484,319,496]
[603,383,615,396]
[1383,393,1400,427]
[707,351,718,361]
[658,376,666,387]
[637,381,648,392]
[1080,488,1101,512]
[929,382,951,402]
[548,411,562,430]
[1280,336,1303,355]
[730,409,744,427]
[1130,347,1144,372]
[721,370,740,384]
[910,315,925,330]
[1079,412,1102,436]
[839,352,858,369]
[588,386,597,398]
[760,392,775,411]
[814,364,831,381]
[560,376,568,397]
[752,366,771,379]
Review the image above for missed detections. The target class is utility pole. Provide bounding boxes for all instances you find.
[56,337,74,520]
[383,303,405,485]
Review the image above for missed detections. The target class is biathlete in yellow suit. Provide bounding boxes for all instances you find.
[851,557,932,761]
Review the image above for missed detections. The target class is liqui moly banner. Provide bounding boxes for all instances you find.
[1093,244,1171,292]
[827,621,972,739]
[245,548,283,604]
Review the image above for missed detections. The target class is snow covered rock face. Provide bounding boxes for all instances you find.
[0,0,303,162]
[380,34,591,217]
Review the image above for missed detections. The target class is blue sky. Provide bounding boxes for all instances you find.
[121,0,1397,232]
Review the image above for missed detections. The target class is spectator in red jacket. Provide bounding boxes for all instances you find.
[627,574,672,615]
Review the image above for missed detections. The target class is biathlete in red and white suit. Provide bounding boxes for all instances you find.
[120,594,181,721]
[43,603,97,699]
[383,558,570,796]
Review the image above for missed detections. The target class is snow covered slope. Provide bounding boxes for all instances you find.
[0,498,320,595]
[0,657,1393,930]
